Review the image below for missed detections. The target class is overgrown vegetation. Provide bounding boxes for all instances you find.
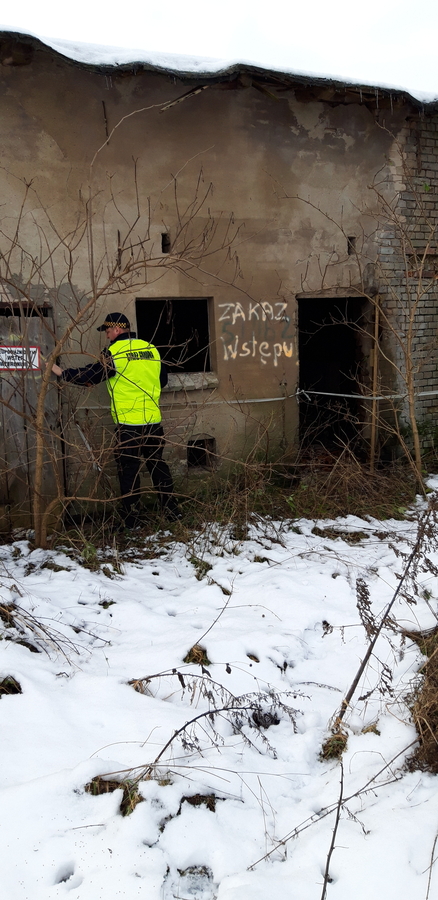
[37,455,421,564]
[124,669,303,783]
[407,627,438,773]
[286,452,417,520]
[185,453,419,525]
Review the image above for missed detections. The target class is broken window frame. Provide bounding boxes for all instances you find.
[135,297,213,374]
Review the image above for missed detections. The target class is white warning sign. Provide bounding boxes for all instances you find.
[0,346,40,370]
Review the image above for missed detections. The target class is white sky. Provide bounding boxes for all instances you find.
[1,0,438,98]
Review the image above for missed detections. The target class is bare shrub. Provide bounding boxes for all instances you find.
[124,669,303,780]
[406,627,438,772]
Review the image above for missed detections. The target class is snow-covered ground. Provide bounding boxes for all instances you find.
[1,483,438,900]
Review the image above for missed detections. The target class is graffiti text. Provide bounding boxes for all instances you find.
[221,334,293,366]
[218,301,288,324]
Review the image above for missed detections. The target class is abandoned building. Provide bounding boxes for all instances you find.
[1,29,438,525]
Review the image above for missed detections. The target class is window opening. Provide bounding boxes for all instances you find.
[187,437,216,469]
[136,298,211,373]
[0,305,51,317]
[161,233,171,254]
[347,236,356,255]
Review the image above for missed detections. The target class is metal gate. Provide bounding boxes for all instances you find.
[0,306,59,530]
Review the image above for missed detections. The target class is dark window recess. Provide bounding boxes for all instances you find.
[298,297,367,448]
[136,298,211,372]
[161,233,171,254]
[347,236,356,256]
[0,305,51,317]
[187,437,216,469]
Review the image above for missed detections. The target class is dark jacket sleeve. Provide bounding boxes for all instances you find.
[61,349,116,386]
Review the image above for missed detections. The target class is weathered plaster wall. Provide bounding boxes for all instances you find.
[0,35,425,507]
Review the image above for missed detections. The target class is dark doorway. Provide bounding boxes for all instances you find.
[298,298,367,447]
[136,298,211,373]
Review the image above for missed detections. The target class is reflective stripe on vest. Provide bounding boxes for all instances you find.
[107,339,162,425]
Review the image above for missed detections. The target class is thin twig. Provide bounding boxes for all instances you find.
[320,761,343,900]
[425,830,438,900]
[249,739,417,868]
[334,502,433,727]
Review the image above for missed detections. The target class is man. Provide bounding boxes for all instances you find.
[51,311,179,527]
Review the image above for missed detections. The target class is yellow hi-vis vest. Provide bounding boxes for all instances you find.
[107,339,162,425]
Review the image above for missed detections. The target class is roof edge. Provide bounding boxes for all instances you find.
[1,27,437,108]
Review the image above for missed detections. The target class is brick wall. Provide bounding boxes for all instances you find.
[377,115,438,443]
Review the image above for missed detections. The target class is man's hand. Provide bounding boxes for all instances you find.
[51,364,63,377]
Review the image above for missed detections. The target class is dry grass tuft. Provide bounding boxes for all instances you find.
[182,793,217,812]
[183,644,211,666]
[320,730,348,761]
[288,453,416,520]
[128,677,153,695]
[406,627,438,772]
[0,676,22,697]
[189,556,213,580]
[362,722,381,735]
[312,526,368,544]
[0,604,16,627]
[85,776,143,816]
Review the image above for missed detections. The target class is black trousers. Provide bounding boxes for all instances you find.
[114,423,176,514]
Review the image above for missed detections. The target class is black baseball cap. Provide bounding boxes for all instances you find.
[97,312,130,331]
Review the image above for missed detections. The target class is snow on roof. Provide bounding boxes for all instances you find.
[1,25,438,106]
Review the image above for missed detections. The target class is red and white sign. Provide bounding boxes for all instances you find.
[0,346,40,370]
